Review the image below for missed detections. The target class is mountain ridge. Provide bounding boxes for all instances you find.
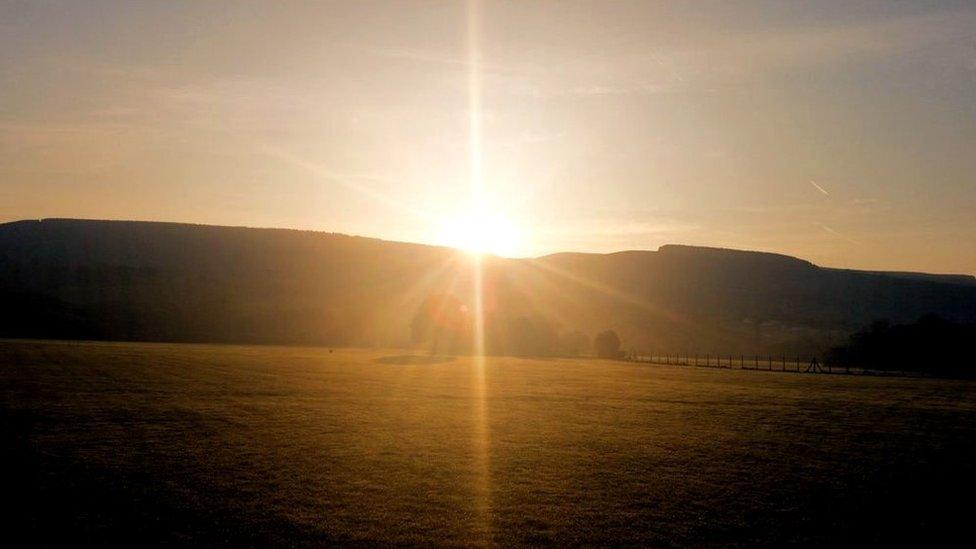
[6,218,973,280]
[3,218,975,354]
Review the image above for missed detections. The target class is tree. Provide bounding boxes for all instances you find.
[594,330,622,359]
[411,293,469,355]
[824,315,976,377]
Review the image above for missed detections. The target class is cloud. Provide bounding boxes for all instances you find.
[374,45,689,99]
[705,7,976,80]
[515,130,565,145]
[395,6,976,101]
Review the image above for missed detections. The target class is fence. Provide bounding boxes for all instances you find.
[625,351,923,377]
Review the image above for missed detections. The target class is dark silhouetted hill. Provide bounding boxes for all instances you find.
[2,219,975,356]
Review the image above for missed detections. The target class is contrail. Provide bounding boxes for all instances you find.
[819,223,859,244]
[810,180,830,196]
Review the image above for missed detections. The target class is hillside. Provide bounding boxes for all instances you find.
[2,219,975,356]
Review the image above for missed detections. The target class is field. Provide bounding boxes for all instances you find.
[2,340,975,546]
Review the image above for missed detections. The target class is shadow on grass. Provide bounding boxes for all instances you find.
[374,355,456,365]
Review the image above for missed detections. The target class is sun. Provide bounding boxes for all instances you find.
[436,205,523,257]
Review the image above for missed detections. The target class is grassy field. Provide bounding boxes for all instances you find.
[2,340,975,546]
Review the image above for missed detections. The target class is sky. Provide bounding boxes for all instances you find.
[2,1,975,273]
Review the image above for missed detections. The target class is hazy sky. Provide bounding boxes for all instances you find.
[2,1,975,273]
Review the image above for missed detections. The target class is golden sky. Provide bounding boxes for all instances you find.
[2,1,974,273]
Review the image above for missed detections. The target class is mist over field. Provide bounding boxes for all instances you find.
[3,340,974,546]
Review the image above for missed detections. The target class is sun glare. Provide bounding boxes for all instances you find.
[437,205,522,257]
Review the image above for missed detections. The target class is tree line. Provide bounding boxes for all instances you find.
[411,292,976,377]
[825,315,976,377]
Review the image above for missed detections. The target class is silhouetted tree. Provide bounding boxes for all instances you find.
[411,293,469,355]
[594,330,622,359]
